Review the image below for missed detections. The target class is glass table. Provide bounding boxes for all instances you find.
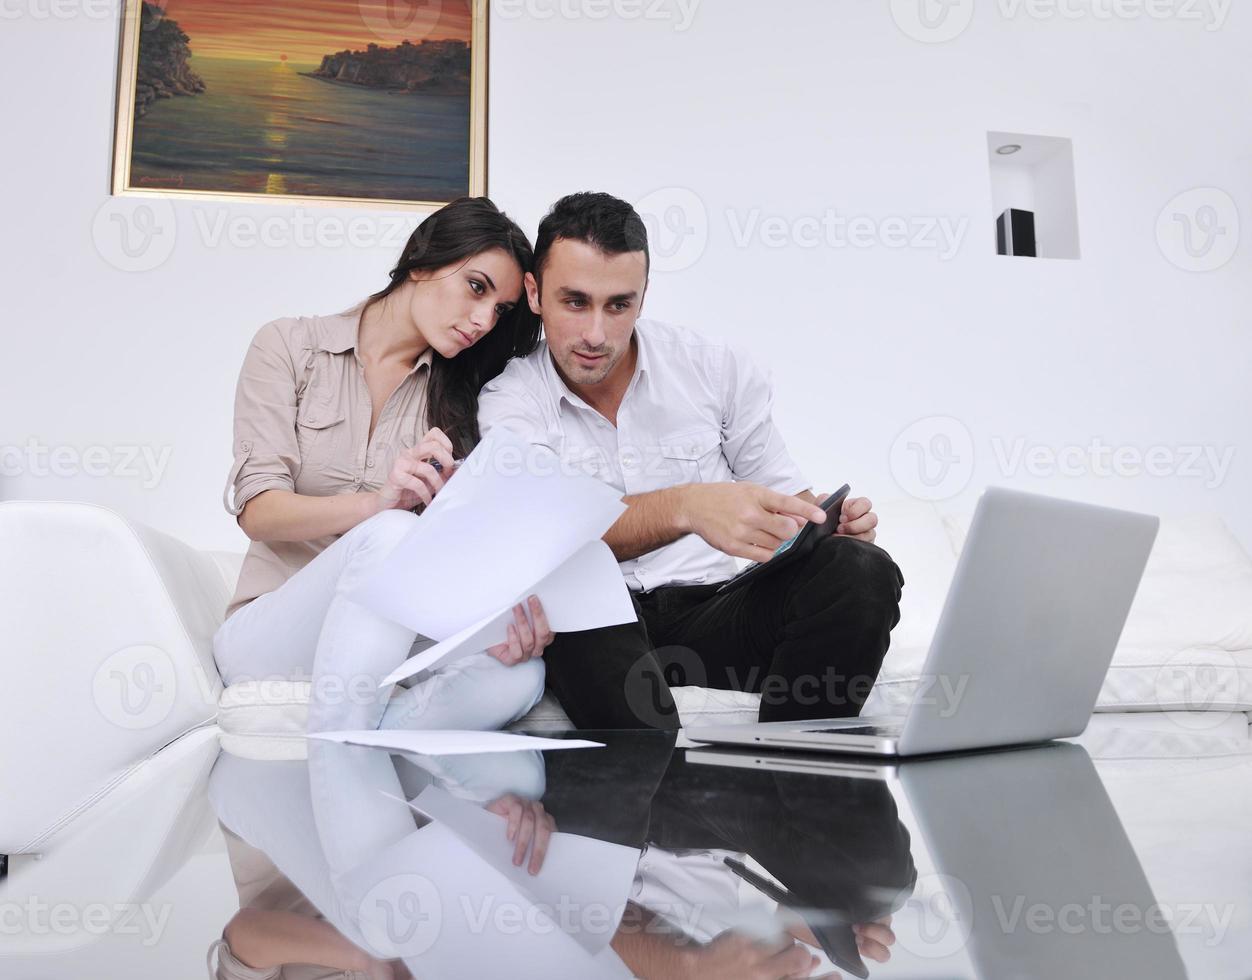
[3,721,1251,978]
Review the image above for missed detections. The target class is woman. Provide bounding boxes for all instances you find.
[215,197,552,733]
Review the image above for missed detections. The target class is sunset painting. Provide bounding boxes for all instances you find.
[112,0,485,207]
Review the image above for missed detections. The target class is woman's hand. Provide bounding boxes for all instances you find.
[485,794,557,875]
[375,427,458,513]
[486,596,555,666]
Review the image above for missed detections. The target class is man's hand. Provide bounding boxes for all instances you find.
[682,484,828,565]
[782,911,897,968]
[815,492,878,544]
[486,595,554,666]
[485,794,556,875]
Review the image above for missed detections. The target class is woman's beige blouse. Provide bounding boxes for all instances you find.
[222,307,433,619]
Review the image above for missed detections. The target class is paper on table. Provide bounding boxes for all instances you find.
[309,729,604,756]
[405,786,641,954]
[348,429,627,640]
[378,539,637,688]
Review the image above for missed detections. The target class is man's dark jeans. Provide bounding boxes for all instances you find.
[543,534,905,729]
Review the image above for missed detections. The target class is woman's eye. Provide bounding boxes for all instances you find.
[469,279,485,295]
[495,304,510,316]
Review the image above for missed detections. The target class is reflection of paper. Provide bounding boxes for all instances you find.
[407,786,640,955]
[340,820,633,977]
[379,540,637,687]
[309,729,603,755]
[348,429,629,641]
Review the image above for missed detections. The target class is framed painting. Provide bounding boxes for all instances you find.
[111,0,487,210]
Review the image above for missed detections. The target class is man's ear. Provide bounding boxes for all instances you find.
[524,271,542,316]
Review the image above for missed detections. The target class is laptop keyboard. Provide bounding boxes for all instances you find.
[804,724,903,738]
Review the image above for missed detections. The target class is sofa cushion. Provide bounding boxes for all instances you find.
[865,511,1252,717]
[0,501,224,854]
[217,681,762,758]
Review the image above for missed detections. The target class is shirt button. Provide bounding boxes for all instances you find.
[307,416,317,424]
[366,457,375,468]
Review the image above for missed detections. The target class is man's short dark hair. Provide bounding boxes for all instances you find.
[533,192,650,280]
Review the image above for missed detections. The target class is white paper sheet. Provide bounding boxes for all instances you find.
[405,786,641,955]
[378,539,637,688]
[309,729,604,756]
[348,429,628,641]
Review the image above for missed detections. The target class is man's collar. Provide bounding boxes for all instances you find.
[545,322,649,410]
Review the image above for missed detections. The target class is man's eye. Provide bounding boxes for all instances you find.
[469,279,485,295]
[611,302,631,313]
[567,299,587,309]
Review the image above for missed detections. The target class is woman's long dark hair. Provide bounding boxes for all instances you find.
[363,197,540,457]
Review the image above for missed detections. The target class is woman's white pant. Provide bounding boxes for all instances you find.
[212,509,545,733]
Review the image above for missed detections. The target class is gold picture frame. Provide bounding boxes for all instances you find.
[111,0,488,212]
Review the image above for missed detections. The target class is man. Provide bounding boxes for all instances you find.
[478,192,903,730]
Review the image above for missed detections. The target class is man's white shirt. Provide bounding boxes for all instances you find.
[477,318,810,591]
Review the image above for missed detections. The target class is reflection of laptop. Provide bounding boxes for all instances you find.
[686,742,1187,978]
[687,488,1159,757]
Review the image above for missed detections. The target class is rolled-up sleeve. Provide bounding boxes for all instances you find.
[223,321,301,517]
[719,345,810,495]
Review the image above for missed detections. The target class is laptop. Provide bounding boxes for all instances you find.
[684,742,1187,978]
[686,487,1159,756]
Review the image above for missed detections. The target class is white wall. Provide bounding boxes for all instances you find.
[2,0,1250,554]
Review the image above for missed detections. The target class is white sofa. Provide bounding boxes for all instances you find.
[5,496,1252,857]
